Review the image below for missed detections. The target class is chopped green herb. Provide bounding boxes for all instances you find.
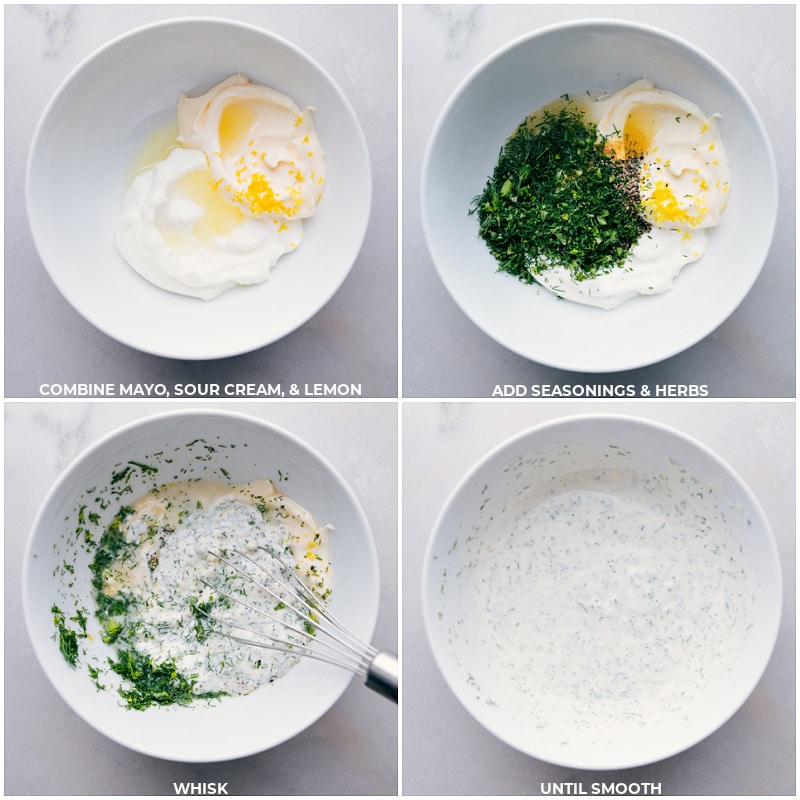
[470,98,650,284]
[88,664,106,691]
[108,648,226,710]
[111,465,134,485]
[102,618,123,644]
[90,506,137,619]
[189,597,218,643]
[128,461,158,475]
[51,604,85,667]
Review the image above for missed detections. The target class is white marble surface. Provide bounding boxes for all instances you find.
[402,401,795,795]
[403,4,796,397]
[5,401,398,795]
[4,4,398,397]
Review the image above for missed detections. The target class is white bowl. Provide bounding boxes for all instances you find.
[23,409,379,762]
[423,415,781,769]
[421,20,777,372]
[26,18,371,360]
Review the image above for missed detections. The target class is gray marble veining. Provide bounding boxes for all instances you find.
[426,4,483,60]
[23,3,81,58]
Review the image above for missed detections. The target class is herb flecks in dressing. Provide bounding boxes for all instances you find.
[92,478,331,709]
[441,448,755,745]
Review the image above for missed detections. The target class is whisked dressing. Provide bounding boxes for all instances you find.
[93,479,331,700]
[454,464,755,743]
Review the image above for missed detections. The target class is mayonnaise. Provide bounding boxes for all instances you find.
[177,74,325,221]
[116,75,325,301]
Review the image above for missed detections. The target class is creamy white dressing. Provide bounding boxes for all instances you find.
[100,478,331,696]
[442,449,755,744]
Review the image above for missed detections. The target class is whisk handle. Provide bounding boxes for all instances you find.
[365,650,398,703]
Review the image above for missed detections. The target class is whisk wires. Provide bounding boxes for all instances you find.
[198,546,378,679]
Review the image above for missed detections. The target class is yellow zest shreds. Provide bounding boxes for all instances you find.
[304,538,321,562]
[231,173,302,217]
[294,114,304,127]
[222,146,311,218]
[642,179,706,226]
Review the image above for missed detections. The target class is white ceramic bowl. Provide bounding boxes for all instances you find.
[23,410,379,762]
[423,415,781,769]
[422,20,777,372]
[26,18,371,359]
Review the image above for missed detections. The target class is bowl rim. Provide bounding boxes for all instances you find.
[420,17,778,372]
[422,412,783,769]
[22,407,380,762]
[24,15,372,361]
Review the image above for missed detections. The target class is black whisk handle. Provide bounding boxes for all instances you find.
[365,650,398,703]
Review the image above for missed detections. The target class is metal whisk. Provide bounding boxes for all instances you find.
[198,547,398,702]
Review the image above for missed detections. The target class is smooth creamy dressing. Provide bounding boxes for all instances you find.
[97,478,331,697]
[536,79,731,309]
[116,74,326,300]
[445,458,754,744]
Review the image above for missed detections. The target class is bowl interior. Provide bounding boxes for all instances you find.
[423,416,781,769]
[26,18,371,359]
[23,410,379,762]
[422,21,777,372]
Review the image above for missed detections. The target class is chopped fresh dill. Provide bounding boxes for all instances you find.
[51,604,88,667]
[470,98,650,283]
[89,505,136,618]
[128,460,158,475]
[88,663,106,691]
[190,597,219,643]
[108,648,226,710]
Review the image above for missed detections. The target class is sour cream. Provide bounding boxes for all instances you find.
[116,74,325,300]
[537,79,731,310]
[99,479,332,697]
